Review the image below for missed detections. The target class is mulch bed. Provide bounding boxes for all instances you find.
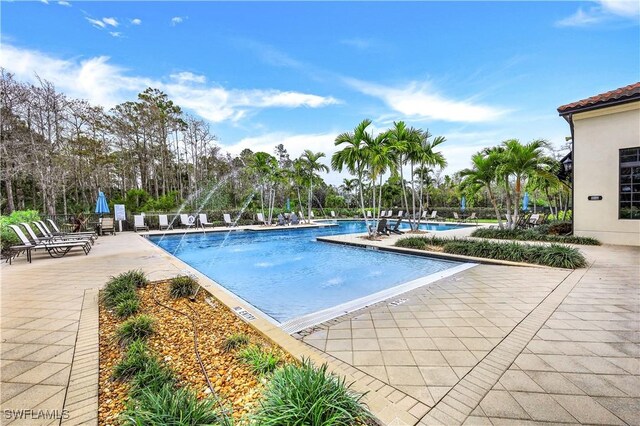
[98,280,293,425]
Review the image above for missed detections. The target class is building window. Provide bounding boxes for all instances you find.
[620,147,640,220]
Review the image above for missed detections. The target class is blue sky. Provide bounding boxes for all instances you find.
[2,0,639,184]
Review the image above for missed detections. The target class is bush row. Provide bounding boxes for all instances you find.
[395,236,587,269]
[471,228,600,246]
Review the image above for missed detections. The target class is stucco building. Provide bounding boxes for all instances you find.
[558,82,640,246]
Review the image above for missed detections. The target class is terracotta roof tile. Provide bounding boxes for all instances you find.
[558,82,640,114]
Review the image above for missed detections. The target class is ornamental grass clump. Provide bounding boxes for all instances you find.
[471,228,600,246]
[169,275,198,298]
[118,269,149,288]
[113,339,153,379]
[114,298,140,319]
[223,333,250,352]
[253,359,373,426]
[120,383,233,426]
[527,243,588,269]
[238,345,281,375]
[128,358,176,398]
[116,314,154,345]
[103,276,136,309]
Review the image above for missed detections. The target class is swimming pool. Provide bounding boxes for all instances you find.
[149,221,472,331]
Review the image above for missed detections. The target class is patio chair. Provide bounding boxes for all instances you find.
[514,213,531,229]
[330,211,336,218]
[428,210,439,221]
[198,213,214,228]
[134,215,149,232]
[366,210,373,218]
[159,214,172,230]
[9,224,91,258]
[223,213,234,227]
[256,212,269,226]
[290,212,300,225]
[526,214,540,228]
[465,212,479,225]
[277,214,286,226]
[310,211,315,220]
[100,217,116,235]
[46,219,97,238]
[396,210,404,219]
[371,218,390,236]
[453,212,462,223]
[34,221,94,245]
[388,218,405,235]
[179,214,195,228]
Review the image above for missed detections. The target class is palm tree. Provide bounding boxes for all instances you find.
[299,150,329,223]
[361,130,393,228]
[460,150,504,228]
[501,139,550,228]
[340,178,358,207]
[410,131,447,228]
[248,152,279,223]
[332,119,373,225]
[386,121,413,222]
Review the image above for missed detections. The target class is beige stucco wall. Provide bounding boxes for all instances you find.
[572,101,640,246]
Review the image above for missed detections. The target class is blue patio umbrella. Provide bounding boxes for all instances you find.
[95,191,110,216]
[522,192,529,212]
[461,196,466,211]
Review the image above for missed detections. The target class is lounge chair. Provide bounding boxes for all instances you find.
[330,211,336,218]
[277,214,286,226]
[179,214,195,229]
[198,213,214,228]
[465,212,479,225]
[453,212,462,223]
[159,214,172,230]
[223,213,234,227]
[526,214,541,228]
[9,224,91,258]
[100,217,116,235]
[298,211,307,223]
[34,221,94,245]
[388,218,405,235]
[46,219,96,238]
[290,212,300,225]
[134,215,149,232]
[366,210,373,218]
[309,211,315,220]
[396,210,404,219]
[256,212,269,226]
[428,210,439,221]
[371,218,390,236]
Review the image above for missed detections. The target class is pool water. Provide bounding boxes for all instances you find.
[149,221,465,325]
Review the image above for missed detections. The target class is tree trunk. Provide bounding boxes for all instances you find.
[4,179,15,213]
[488,186,504,229]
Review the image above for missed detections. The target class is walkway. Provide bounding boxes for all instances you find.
[1,229,638,425]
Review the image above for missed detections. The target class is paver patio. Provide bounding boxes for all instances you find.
[1,228,638,425]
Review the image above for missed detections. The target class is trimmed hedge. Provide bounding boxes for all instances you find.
[395,236,588,269]
[471,228,601,246]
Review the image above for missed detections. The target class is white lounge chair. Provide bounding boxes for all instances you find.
[256,212,268,226]
[397,210,404,219]
[198,213,214,228]
[330,211,336,218]
[310,211,315,220]
[33,221,94,245]
[453,212,462,223]
[9,224,91,258]
[428,211,438,221]
[223,213,233,227]
[159,214,172,230]
[134,215,149,232]
[179,214,195,228]
[366,210,373,218]
[46,219,97,238]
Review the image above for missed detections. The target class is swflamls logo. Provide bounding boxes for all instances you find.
[3,409,70,420]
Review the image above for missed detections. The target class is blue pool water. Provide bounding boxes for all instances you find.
[149,221,463,324]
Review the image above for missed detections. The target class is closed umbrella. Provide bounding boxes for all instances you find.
[522,192,529,212]
[461,196,466,212]
[95,191,110,216]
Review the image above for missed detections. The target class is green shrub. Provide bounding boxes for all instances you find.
[113,339,153,379]
[118,269,149,288]
[117,314,154,345]
[120,383,233,426]
[223,333,250,352]
[0,210,41,250]
[528,244,588,269]
[238,345,280,375]
[115,298,140,319]
[471,227,600,246]
[103,277,136,309]
[129,359,176,399]
[253,359,373,426]
[170,275,198,298]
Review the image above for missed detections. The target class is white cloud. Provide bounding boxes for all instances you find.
[340,38,372,50]
[86,17,106,28]
[58,1,71,6]
[109,32,122,38]
[0,44,339,124]
[40,0,49,4]
[556,0,639,27]
[103,17,118,27]
[131,18,142,25]
[171,16,184,26]
[170,71,206,84]
[345,78,505,123]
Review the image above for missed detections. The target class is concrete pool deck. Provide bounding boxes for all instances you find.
[1,227,638,425]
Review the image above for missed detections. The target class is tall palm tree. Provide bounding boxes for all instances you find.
[386,121,413,221]
[340,178,358,207]
[332,119,373,225]
[299,150,329,223]
[460,150,504,228]
[248,152,279,221]
[501,139,549,228]
[361,130,393,228]
[410,131,447,228]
